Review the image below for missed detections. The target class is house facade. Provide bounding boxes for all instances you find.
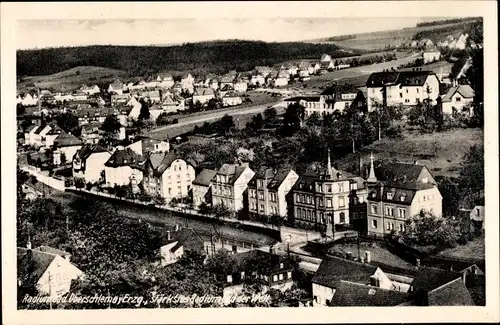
[193,87,216,105]
[126,136,170,157]
[18,245,84,297]
[52,132,83,166]
[142,152,195,202]
[159,228,205,266]
[192,169,217,208]
[211,163,255,213]
[365,155,442,237]
[222,91,243,107]
[103,147,144,188]
[73,144,112,184]
[423,50,441,64]
[291,154,367,235]
[366,71,440,112]
[247,167,299,217]
[441,84,475,116]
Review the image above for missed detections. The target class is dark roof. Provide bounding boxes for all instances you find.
[18,247,57,286]
[54,132,83,148]
[104,148,141,168]
[312,256,378,288]
[441,85,475,102]
[128,136,169,156]
[428,278,475,306]
[284,96,320,103]
[163,228,205,254]
[149,152,166,169]
[374,162,428,184]
[155,152,181,176]
[330,280,410,306]
[248,167,275,187]
[411,267,463,292]
[231,250,293,274]
[45,124,64,135]
[466,274,485,306]
[367,185,417,205]
[321,84,360,97]
[367,71,437,87]
[192,169,217,186]
[33,122,48,135]
[214,164,249,185]
[268,168,294,190]
[75,143,109,162]
[33,246,71,258]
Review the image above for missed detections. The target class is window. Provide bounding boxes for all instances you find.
[320,212,324,222]
[386,206,394,216]
[351,183,358,190]
[306,196,311,204]
[258,180,264,187]
[326,199,332,208]
[327,185,332,193]
[387,192,393,200]
[417,88,420,93]
[456,97,461,102]
[296,195,300,203]
[279,273,284,281]
[287,271,292,279]
[339,212,345,223]
[168,187,172,195]
[272,275,278,282]
[339,197,345,208]
[317,184,323,192]
[259,192,264,200]
[338,183,344,192]
[400,194,406,202]
[386,222,391,230]
[372,219,378,228]
[398,208,406,219]
[400,93,403,98]
[227,275,233,283]
[260,204,264,212]
[371,204,378,214]
[319,198,324,207]
[406,89,408,93]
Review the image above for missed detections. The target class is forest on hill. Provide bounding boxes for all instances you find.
[17,40,358,77]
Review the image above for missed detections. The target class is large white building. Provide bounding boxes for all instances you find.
[103,147,144,188]
[366,71,440,112]
[211,163,255,213]
[73,144,112,184]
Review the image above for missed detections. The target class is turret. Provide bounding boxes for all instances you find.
[367,152,378,184]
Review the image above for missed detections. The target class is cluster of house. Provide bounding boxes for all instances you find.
[283,68,475,117]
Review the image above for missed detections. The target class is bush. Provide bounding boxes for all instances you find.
[172,118,179,124]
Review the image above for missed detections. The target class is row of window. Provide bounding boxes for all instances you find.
[214,185,232,196]
[370,219,406,232]
[295,209,347,224]
[214,197,231,207]
[249,189,277,202]
[296,195,346,208]
[298,182,350,193]
[370,204,407,218]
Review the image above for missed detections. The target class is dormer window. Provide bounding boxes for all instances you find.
[387,192,393,200]
[280,263,284,269]
[400,194,406,202]
[123,159,127,164]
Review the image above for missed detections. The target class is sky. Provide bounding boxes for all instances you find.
[17,17,436,50]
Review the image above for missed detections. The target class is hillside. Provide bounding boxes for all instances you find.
[337,128,483,178]
[17,40,361,78]
[309,18,482,51]
[17,66,129,92]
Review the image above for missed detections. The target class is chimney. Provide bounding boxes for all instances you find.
[167,231,171,241]
[365,251,371,263]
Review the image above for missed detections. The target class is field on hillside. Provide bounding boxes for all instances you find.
[436,235,485,260]
[312,20,480,51]
[17,66,129,92]
[337,128,484,178]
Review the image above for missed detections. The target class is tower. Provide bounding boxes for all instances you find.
[367,152,378,184]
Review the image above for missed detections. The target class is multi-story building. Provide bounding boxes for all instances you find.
[141,152,195,202]
[73,144,112,184]
[211,163,255,213]
[291,152,367,236]
[192,169,217,208]
[365,154,443,237]
[126,136,170,157]
[103,147,144,188]
[366,71,440,112]
[247,167,299,218]
[284,84,366,117]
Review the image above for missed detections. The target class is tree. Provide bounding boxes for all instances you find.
[218,114,235,135]
[246,113,264,133]
[56,112,80,136]
[101,115,122,139]
[138,101,151,121]
[17,103,26,115]
[156,112,171,126]
[264,107,277,121]
[281,102,305,135]
[457,145,484,207]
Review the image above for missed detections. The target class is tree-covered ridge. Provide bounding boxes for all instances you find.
[17,40,356,77]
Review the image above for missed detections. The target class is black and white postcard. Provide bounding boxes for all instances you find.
[2,1,498,324]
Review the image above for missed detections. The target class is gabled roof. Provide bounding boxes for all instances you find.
[162,228,205,253]
[330,280,410,306]
[45,124,64,135]
[54,132,83,148]
[411,267,463,292]
[231,250,293,274]
[367,185,418,205]
[366,72,400,87]
[194,87,215,96]
[75,143,109,162]
[248,167,275,187]
[268,168,295,190]
[213,163,249,185]
[320,54,332,61]
[220,84,235,91]
[104,147,141,168]
[312,256,378,288]
[33,246,71,258]
[109,79,123,89]
[192,168,217,186]
[441,85,475,102]
[428,277,475,306]
[156,152,182,176]
[149,152,166,170]
[299,61,312,70]
[18,247,57,286]
[397,71,435,86]
[374,162,428,184]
